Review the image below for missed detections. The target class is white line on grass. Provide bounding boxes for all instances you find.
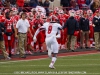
[0,52,100,64]
[58,59,100,60]
[1,64,100,67]
[0,73,100,75]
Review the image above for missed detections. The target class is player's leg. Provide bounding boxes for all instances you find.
[26,35,33,55]
[28,37,34,54]
[49,40,58,69]
[61,29,67,49]
[89,26,94,47]
[11,34,15,55]
[45,38,52,58]
[8,36,12,57]
[38,32,44,52]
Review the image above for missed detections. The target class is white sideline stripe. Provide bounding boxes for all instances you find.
[58,59,100,60]
[0,52,100,64]
[0,73,100,75]
[1,64,100,67]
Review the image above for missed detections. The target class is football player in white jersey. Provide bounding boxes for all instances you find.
[33,15,62,69]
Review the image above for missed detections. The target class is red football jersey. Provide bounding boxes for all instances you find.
[5,18,14,32]
[64,14,69,20]
[33,19,43,30]
[75,15,80,22]
[88,15,93,25]
[29,20,34,34]
[58,14,66,25]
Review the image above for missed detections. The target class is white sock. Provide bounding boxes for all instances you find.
[49,57,57,66]
[41,46,43,50]
[93,42,95,44]
[36,45,39,50]
[11,49,14,52]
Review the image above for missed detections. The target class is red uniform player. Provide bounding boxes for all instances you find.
[58,10,67,49]
[87,9,94,47]
[4,11,14,57]
[33,15,44,52]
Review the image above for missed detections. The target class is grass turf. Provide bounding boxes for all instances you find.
[0,53,100,75]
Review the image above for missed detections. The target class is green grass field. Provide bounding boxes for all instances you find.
[0,53,100,75]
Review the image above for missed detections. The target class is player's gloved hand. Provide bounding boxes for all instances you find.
[33,36,37,42]
[56,34,61,38]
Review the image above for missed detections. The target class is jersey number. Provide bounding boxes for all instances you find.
[48,25,52,34]
[7,24,12,29]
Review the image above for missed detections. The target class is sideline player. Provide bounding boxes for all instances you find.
[33,15,62,69]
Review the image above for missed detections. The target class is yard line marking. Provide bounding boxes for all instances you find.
[58,59,100,60]
[0,52,100,64]
[1,64,100,67]
[0,73,100,75]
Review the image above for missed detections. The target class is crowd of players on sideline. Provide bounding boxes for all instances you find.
[0,5,100,59]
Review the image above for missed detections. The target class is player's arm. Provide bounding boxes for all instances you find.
[33,26,46,42]
[56,29,61,38]
[56,24,62,38]
[62,20,68,29]
[28,27,33,37]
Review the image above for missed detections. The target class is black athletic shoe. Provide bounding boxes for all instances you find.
[85,47,89,49]
[71,50,75,52]
[80,47,84,49]
[9,53,12,57]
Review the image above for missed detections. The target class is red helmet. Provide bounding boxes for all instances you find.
[87,9,93,14]
[49,15,58,22]
[59,10,64,14]
[0,15,5,22]
[79,10,83,14]
[4,9,9,13]
[42,15,46,19]
[95,10,99,13]
[54,7,59,12]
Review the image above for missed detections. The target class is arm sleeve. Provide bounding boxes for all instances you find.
[34,26,46,37]
[58,24,63,30]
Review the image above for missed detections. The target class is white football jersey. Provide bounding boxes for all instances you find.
[41,22,62,37]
